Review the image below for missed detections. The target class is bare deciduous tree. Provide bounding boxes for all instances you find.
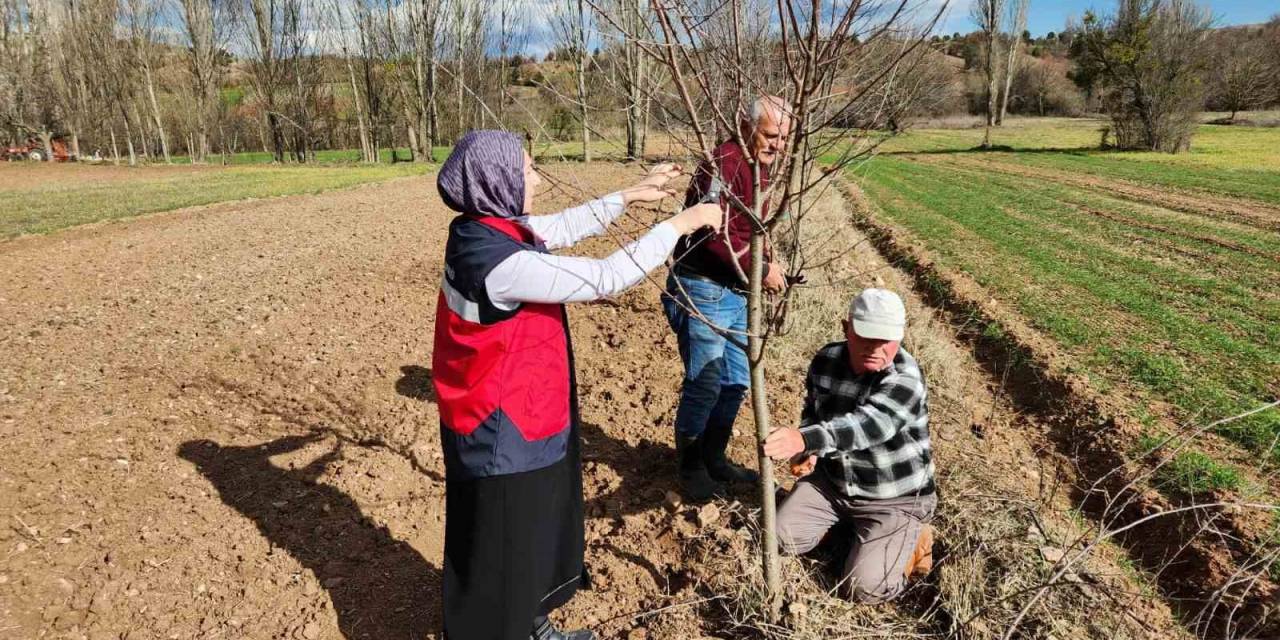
[551,0,592,160]
[1205,30,1278,120]
[122,0,172,162]
[180,0,230,162]
[971,0,1004,147]
[405,0,442,160]
[997,0,1028,125]
[601,0,652,160]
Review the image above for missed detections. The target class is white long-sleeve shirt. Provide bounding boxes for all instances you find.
[486,193,680,310]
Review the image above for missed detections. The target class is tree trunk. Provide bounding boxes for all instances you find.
[983,34,998,148]
[426,58,439,160]
[454,35,465,143]
[622,0,641,161]
[219,123,230,164]
[133,102,152,159]
[266,111,285,163]
[404,102,419,162]
[349,57,374,162]
[110,127,121,166]
[39,130,53,162]
[748,230,781,617]
[998,37,1016,125]
[576,0,590,162]
[123,114,138,166]
[143,64,171,162]
[292,68,313,163]
[257,117,269,154]
[640,90,651,159]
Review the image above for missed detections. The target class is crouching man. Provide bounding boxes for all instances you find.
[763,288,936,603]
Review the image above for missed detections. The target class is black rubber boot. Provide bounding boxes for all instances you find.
[701,420,759,484]
[531,616,596,640]
[676,434,722,501]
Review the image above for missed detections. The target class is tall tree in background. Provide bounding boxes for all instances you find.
[1,0,57,160]
[554,0,591,160]
[45,0,92,159]
[244,0,285,161]
[492,0,524,125]
[180,0,229,162]
[1076,0,1212,152]
[283,0,322,161]
[354,0,388,161]
[608,0,651,160]
[123,0,171,162]
[573,0,589,161]
[971,0,1004,147]
[1205,30,1277,120]
[441,0,487,141]
[405,0,441,160]
[997,0,1028,124]
[326,0,374,161]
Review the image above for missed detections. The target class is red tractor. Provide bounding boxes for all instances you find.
[3,138,75,162]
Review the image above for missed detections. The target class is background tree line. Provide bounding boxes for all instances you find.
[2,0,1278,164]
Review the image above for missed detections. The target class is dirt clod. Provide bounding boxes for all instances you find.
[663,491,682,512]
[695,503,720,529]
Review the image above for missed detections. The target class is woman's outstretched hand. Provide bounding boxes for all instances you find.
[669,203,723,235]
[622,163,683,205]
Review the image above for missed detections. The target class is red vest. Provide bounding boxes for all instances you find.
[431,216,572,476]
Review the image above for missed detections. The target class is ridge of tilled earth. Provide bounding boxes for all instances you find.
[837,176,1279,637]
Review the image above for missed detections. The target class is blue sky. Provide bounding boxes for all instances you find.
[932,0,1277,36]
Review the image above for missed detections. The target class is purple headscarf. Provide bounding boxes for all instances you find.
[437,130,526,219]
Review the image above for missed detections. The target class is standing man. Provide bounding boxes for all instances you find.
[763,288,937,603]
[662,96,792,500]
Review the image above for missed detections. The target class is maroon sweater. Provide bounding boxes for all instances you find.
[674,141,773,289]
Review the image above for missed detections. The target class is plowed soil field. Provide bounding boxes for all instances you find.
[1,163,1188,639]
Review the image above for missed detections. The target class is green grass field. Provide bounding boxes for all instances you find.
[168,147,451,165]
[0,135,652,240]
[0,163,429,239]
[852,118,1280,480]
[168,137,652,165]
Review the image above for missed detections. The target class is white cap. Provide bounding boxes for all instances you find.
[849,288,905,341]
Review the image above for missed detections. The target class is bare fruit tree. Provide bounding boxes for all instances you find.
[592,0,945,609]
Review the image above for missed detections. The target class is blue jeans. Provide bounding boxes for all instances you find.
[662,273,750,439]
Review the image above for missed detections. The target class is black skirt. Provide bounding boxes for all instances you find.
[441,418,587,640]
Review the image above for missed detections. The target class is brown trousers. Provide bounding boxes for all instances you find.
[775,473,936,603]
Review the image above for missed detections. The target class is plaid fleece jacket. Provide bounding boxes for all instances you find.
[798,342,936,499]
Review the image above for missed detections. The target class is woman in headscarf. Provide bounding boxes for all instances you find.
[431,130,721,640]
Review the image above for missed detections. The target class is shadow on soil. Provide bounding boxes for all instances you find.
[395,364,436,403]
[178,434,442,640]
